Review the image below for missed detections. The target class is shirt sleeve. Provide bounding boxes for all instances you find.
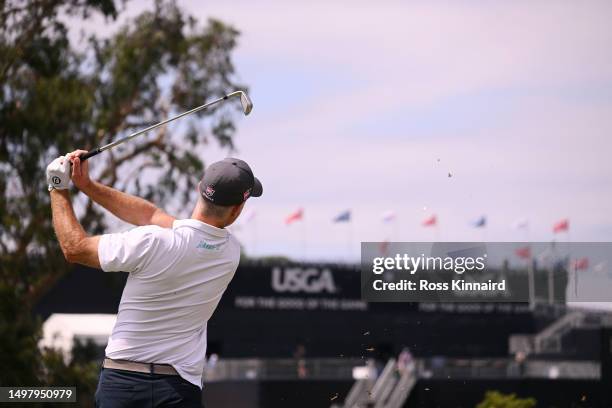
[97,226,160,273]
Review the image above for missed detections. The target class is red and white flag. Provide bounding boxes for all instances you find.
[422,214,437,227]
[285,208,304,225]
[515,246,531,260]
[553,218,569,234]
[570,257,589,271]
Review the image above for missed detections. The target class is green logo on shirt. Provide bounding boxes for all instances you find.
[196,241,223,250]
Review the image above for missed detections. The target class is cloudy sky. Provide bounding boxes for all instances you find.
[81,0,612,262]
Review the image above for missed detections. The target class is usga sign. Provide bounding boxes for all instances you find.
[271,267,337,294]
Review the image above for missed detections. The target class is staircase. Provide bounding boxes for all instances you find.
[510,307,612,355]
[332,358,417,408]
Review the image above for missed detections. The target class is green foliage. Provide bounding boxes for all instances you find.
[0,0,247,399]
[41,348,99,408]
[0,285,42,386]
[477,390,537,408]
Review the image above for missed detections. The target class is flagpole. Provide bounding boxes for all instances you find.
[548,240,556,305]
[514,221,534,308]
[301,221,306,262]
[527,253,535,310]
[568,229,576,297]
[347,221,353,264]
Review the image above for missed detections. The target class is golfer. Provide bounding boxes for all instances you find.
[46,150,263,407]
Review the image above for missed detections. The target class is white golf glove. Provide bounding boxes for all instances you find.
[46,156,71,191]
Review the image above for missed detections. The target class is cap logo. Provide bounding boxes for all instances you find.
[243,188,251,201]
[205,185,215,198]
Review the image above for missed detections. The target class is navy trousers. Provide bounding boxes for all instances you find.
[95,368,202,408]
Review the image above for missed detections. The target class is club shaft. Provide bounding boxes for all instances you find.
[99,96,224,156]
[81,93,237,161]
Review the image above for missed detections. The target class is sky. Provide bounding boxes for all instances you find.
[75,0,612,262]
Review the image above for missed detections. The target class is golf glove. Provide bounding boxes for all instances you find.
[46,156,71,191]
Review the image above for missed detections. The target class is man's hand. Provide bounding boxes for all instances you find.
[46,156,71,190]
[66,149,91,191]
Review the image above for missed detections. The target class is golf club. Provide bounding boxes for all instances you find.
[79,90,253,161]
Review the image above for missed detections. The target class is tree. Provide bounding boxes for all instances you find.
[477,391,537,408]
[1,0,247,387]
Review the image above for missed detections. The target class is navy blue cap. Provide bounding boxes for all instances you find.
[199,158,263,206]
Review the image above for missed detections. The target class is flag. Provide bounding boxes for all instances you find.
[570,257,589,271]
[513,218,529,230]
[381,211,396,223]
[379,240,389,255]
[333,210,351,223]
[422,214,437,227]
[472,216,486,228]
[553,218,569,233]
[285,208,303,225]
[515,246,531,260]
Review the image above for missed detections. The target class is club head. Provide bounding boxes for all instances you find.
[239,92,253,115]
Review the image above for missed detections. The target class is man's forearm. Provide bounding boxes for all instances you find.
[81,181,161,226]
[51,190,87,252]
[50,189,100,268]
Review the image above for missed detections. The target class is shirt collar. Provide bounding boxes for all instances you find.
[173,219,228,238]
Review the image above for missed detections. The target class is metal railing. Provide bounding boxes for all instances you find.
[204,358,362,382]
[204,357,600,383]
[418,358,599,380]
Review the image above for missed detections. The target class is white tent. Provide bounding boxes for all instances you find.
[40,313,117,360]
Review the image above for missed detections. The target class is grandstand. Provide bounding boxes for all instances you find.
[37,260,610,407]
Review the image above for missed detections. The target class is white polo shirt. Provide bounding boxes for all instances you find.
[97,219,240,388]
